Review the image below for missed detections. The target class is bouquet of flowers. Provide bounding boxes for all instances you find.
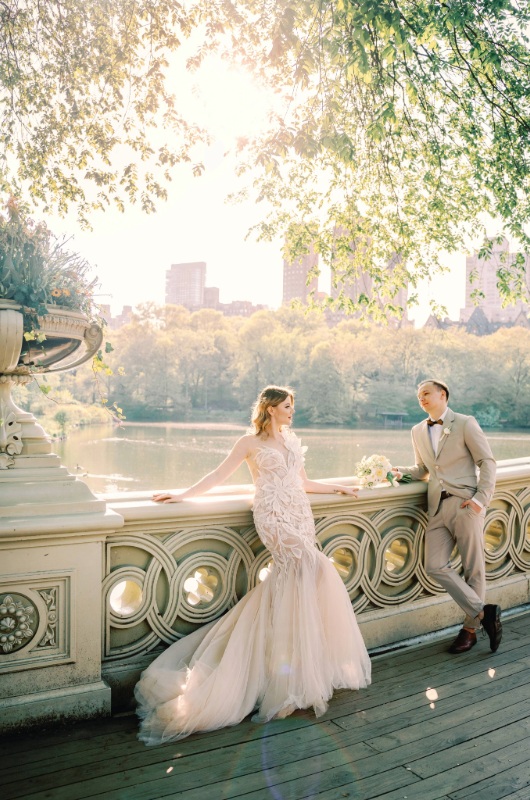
[354,454,396,488]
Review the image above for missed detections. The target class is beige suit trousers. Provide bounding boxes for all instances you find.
[425,495,486,629]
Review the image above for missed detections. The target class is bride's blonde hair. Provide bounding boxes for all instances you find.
[249,385,294,437]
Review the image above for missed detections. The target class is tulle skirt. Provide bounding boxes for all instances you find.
[135,550,371,745]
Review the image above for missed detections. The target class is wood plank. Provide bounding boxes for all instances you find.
[366,677,530,753]
[370,622,530,681]
[0,708,316,771]
[8,659,530,793]
[360,735,530,800]
[174,765,419,800]
[10,636,528,796]
[51,703,530,800]
[323,643,530,726]
[333,659,530,738]
[2,614,527,765]
[15,737,376,800]
[1,718,357,800]
[0,715,138,759]
[367,632,530,691]
[448,758,530,800]
[497,787,530,800]
[370,612,528,671]
[403,711,530,777]
[1,611,528,800]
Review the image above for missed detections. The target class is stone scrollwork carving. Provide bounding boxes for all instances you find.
[103,525,256,660]
[0,453,14,469]
[102,477,530,663]
[0,400,23,456]
[45,321,103,374]
[0,594,39,654]
[38,588,58,648]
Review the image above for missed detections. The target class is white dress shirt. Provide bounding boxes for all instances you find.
[428,409,482,509]
[428,408,448,455]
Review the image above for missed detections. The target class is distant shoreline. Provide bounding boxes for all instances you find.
[119,420,530,437]
[121,421,247,431]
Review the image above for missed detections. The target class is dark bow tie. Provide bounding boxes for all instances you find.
[427,418,443,427]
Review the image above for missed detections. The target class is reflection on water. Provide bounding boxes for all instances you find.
[51,423,530,495]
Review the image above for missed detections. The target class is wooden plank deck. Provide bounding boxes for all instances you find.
[3,611,530,800]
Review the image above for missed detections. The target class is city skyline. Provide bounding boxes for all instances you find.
[165,261,267,318]
[101,238,530,329]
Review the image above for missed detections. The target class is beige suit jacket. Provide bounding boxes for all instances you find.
[396,408,497,518]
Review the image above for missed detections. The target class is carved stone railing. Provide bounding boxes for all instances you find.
[101,458,530,701]
[3,456,530,728]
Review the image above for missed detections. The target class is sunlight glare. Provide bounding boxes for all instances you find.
[194,59,276,142]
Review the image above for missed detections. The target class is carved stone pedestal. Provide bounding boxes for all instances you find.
[0,300,124,732]
[0,456,124,732]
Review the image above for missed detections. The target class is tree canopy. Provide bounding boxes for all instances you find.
[2,1,530,318]
[210,0,530,320]
[0,0,208,226]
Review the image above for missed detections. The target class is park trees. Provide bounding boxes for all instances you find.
[19,303,530,427]
[208,0,530,320]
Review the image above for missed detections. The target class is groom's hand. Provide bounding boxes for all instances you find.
[461,499,481,513]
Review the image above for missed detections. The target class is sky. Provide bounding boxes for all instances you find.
[45,49,471,328]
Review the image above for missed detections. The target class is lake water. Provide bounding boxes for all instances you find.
[51,423,530,495]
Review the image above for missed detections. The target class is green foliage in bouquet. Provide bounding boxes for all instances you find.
[0,196,97,334]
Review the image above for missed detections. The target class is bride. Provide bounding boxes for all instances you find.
[135,385,371,744]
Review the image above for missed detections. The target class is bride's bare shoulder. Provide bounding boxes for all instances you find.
[234,433,263,456]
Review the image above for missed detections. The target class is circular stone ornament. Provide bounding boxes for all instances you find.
[0,593,39,654]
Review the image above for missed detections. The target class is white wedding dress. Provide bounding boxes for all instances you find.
[135,430,371,744]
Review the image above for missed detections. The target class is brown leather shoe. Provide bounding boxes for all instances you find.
[482,604,502,652]
[449,628,477,654]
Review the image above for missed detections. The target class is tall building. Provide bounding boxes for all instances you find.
[282,242,319,305]
[165,262,206,308]
[97,304,132,330]
[460,237,530,325]
[204,286,220,308]
[164,261,267,317]
[327,227,408,327]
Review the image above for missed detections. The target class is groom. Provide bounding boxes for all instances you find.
[393,379,502,654]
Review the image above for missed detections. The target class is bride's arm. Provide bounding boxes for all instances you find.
[299,466,358,497]
[153,436,251,503]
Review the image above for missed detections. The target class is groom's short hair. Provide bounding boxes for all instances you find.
[418,379,450,401]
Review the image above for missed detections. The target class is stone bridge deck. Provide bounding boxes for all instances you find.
[2,610,530,800]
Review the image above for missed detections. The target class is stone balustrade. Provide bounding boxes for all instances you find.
[100,458,530,706]
[2,456,530,727]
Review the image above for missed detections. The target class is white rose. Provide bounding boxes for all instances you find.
[444,427,451,436]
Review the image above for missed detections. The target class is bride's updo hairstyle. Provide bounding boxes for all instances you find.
[249,385,294,438]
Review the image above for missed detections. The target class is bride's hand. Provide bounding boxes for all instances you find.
[334,486,358,497]
[152,491,187,504]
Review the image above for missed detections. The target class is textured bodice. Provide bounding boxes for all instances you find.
[252,431,318,565]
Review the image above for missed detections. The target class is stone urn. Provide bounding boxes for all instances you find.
[0,299,103,466]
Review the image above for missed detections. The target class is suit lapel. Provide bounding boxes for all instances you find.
[436,408,455,458]
[418,419,434,462]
